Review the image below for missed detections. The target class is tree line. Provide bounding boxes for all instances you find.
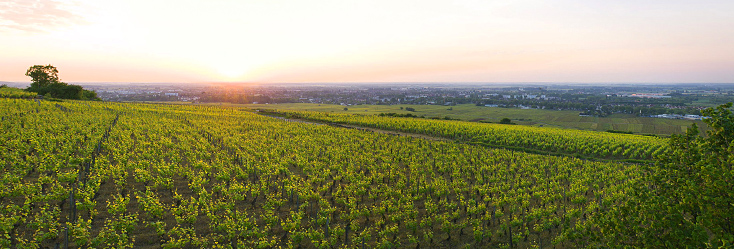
[24,65,99,100]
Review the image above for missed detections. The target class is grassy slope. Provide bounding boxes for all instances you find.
[237,103,703,136]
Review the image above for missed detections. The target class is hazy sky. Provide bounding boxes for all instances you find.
[1,0,734,83]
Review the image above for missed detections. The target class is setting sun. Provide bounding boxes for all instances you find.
[213,63,252,81]
[2,0,734,83]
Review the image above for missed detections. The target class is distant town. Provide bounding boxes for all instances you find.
[3,81,732,118]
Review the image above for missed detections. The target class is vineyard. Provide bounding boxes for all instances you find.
[0,87,37,99]
[267,110,668,161]
[243,103,701,136]
[1,98,645,248]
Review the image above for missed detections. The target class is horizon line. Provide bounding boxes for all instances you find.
[4,81,734,85]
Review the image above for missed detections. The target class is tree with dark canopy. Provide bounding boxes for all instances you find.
[26,65,60,89]
[499,118,513,124]
[25,65,99,100]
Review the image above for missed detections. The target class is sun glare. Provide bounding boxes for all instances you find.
[213,63,252,81]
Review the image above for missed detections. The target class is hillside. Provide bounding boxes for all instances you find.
[260,109,667,162]
[0,98,642,248]
[242,103,705,136]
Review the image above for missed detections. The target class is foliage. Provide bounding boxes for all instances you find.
[245,103,704,136]
[0,87,37,98]
[499,118,513,124]
[275,110,667,160]
[605,130,633,134]
[586,103,734,248]
[26,65,59,89]
[378,112,418,118]
[0,99,646,248]
[24,65,99,100]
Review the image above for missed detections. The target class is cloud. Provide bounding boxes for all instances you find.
[0,0,85,32]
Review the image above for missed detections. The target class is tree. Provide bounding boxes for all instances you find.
[499,118,513,124]
[588,103,734,247]
[651,103,734,246]
[82,89,99,100]
[24,65,99,100]
[26,65,60,89]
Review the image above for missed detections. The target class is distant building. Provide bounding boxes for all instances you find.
[652,114,703,120]
[624,93,671,99]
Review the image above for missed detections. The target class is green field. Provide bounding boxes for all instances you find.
[5,97,730,248]
[240,103,703,136]
[0,87,37,98]
[1,98,641,248]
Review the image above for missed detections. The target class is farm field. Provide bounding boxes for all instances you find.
[261,110,667,162]
[240,103,703,136]
[1,98,642,248]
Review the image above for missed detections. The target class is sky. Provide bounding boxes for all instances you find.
[1,0,734,84]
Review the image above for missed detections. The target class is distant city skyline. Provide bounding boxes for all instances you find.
[2,0,734,84]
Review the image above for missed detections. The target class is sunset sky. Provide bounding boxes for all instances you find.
[1,0,734,84]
